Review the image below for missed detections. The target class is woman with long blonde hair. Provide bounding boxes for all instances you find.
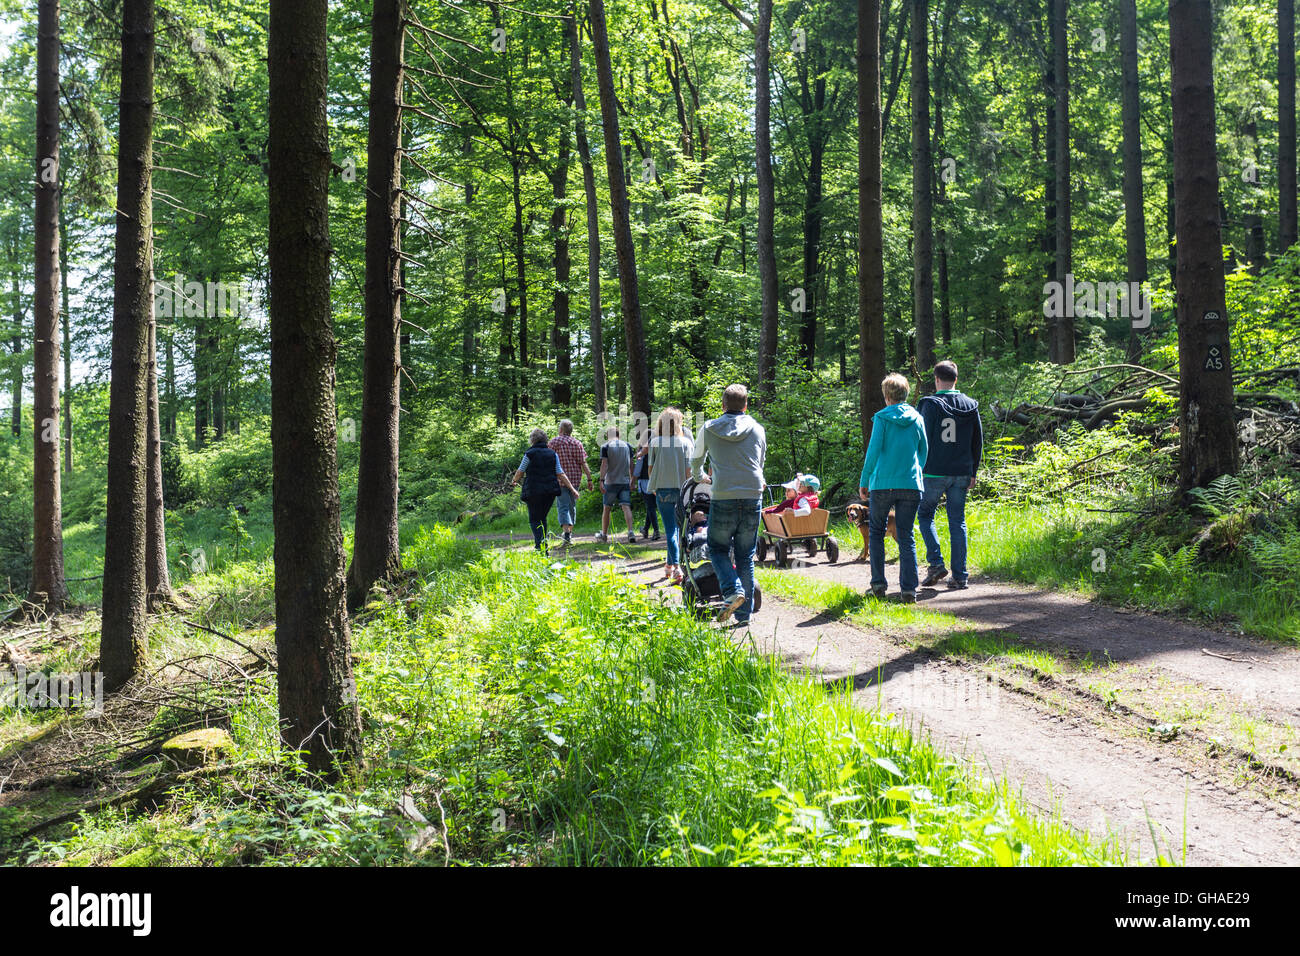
[647,406,694,582]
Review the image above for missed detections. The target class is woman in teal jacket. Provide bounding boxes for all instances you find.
[857,374,928,601]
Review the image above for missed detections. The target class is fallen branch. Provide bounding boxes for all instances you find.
[183,620,276,672]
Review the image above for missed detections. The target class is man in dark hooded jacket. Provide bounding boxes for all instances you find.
[917,361,983,589]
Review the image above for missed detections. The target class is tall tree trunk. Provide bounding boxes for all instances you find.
[30,0,67,614]
[268,0,363,778]
[10,264,20,437]
[194,311,208,447]
[1121,0,1147,362]
[859,0,887,444]
[1043,0,1057,344]
[145,311,176,610]
[101,0,153,684]
[462,139,476,388]
[571,12,606,414]
[911,0,934,383]
[799,113,825,372]
[512,165,530,413]
[550,118,572,408]
[1281,0,1297,251]
[1051,0,1074,363]
[59,215,72,473]
[589,0,650,417]
[164,319,175,439]
[347,0,404,611]
[755,0,779,399]
[1170,0,1239,489]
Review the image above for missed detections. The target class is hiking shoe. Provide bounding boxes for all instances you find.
[651,531,661,541]
[870,585,887,599]
[921,566,948,587]
[627,532,637,544]
[946,578,969,590]
[899,590,917,604]
[716,591,746,623]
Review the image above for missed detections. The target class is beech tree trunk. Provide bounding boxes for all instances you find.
[347,0,404,611]
[859,0,887,444]
[30,0,67,614]
[1121,0,1147,362]
[1281,0,1297,251]
[101,0,154,685]
[755,0,779,399]
[1051,0,1073,363]
[1170,0,1239,489]
[589,0,650,417]
[911,0,934,384]
[571,13,606,414]
[268,0,364,778]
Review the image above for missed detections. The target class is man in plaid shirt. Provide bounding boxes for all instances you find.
[549,420,594,546]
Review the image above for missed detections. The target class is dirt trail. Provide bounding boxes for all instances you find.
[795,559,1300,726]
[564,544,1300,864]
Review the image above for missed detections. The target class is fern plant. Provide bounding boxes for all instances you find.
[1186,474,1247,518]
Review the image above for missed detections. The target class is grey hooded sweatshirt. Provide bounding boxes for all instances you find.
[691,412,767,500]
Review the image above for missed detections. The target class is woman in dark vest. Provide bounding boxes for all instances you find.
[512,428,581,550]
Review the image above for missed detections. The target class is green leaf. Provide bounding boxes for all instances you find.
[873,756,904,778]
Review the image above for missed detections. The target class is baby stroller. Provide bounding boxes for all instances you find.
[674,476,763,617]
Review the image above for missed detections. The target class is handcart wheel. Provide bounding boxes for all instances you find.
[757,537,768,563]
[774,539,789,568]
[805,537,819,558]
[826,537,840,564]
[753,586,762,612]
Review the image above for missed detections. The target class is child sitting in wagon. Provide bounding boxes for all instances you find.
[763,474,821,517]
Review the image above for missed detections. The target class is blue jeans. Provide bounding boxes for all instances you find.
[557,489,577,527]
[918,475,970,583]
[656,489,682,564]
[707,498,761,621]
[869,489,920,593]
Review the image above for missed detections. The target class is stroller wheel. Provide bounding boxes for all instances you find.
[753,586,762,612]
[756,537,768,563]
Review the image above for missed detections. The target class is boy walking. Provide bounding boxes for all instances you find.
[596,426,637,544]
[916,360,983,590]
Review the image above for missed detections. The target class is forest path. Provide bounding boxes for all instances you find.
[486,535,1300,864]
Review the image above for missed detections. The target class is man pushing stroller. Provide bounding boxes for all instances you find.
[691,384,767,626]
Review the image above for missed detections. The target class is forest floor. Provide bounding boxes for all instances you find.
[483,533,1300,865]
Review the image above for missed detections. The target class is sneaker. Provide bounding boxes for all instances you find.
[921,566,948,587]
[716,591,746,623]
[946,578,969,590]
[595,532,609,543]
[563,531,572,546]
[870,585,887,599]
[627,532,637,544]
[899,590,917,604]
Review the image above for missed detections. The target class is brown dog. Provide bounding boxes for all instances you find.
[845,502,898,562]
